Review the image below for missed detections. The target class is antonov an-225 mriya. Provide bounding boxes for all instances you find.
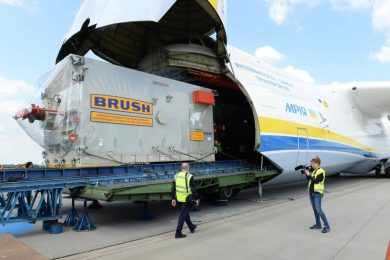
[19,0,390,184]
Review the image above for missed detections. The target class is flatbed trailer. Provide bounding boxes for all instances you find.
[0,160,279,232]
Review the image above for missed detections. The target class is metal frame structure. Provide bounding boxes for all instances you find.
[0,189,62,224]
[0,161,279,229]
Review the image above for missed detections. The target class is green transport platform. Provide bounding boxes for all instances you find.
[0,160,279,233]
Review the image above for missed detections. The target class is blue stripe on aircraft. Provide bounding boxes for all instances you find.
[260,135,377,158]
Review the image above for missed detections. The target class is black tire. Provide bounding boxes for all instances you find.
[219,187,233,201]
[204,187,238,202]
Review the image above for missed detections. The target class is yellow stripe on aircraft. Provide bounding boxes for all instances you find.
[208,0,218,9]
[259,117,374,152]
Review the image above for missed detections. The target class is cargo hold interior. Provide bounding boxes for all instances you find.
[193,75,257,161]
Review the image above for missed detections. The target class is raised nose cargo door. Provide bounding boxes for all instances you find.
[56,0,228,68]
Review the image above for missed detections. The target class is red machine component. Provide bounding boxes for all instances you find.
[68,132,78,143]
[192,90,215,105]
[14,104,46,123]
[29,105,45,119]
[14,104,61,123]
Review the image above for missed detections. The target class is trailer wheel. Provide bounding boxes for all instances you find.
[205,187,236,202]
[220,187,233,201]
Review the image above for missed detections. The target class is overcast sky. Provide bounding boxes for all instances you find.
[0,0,389,164]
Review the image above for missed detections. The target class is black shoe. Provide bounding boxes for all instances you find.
[322,227,330,233]
[175,233,186,239]
[190,225,197,233]
[310,225,322,230]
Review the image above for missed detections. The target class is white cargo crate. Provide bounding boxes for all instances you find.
[20,55,215,167]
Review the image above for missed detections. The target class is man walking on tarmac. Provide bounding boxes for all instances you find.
[171,162,199,239]
[305,156,331,233]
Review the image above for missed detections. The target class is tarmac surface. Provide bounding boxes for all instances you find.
[10,174,390,260]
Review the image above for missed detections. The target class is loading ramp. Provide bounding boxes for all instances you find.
[0,160,278,231]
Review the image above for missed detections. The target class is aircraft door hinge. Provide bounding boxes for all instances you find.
[71,55,87,82]
[72,67,88,82]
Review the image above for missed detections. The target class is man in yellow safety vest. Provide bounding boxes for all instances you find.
[305,156,331,233]
[171,162,199,239]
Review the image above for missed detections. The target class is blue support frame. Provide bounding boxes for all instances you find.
[64,199,79,227]
[74,213,96,232]
[0,188,63,224]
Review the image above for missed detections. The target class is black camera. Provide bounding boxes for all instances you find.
[295,164,312,174]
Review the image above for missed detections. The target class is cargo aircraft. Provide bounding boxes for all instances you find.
[16,0,390,184]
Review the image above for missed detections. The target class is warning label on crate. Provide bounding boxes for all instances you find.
[190,131,205,141]
[90,111,153,127]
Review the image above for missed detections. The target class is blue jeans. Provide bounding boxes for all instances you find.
[310,192,330,229]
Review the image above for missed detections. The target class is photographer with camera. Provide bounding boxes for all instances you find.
[304,156,331,234]
[171,162,199,239]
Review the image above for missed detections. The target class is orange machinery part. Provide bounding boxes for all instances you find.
[192,90,215,105]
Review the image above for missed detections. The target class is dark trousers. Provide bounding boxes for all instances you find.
[176,203,195,234]
[310,192,330,228]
